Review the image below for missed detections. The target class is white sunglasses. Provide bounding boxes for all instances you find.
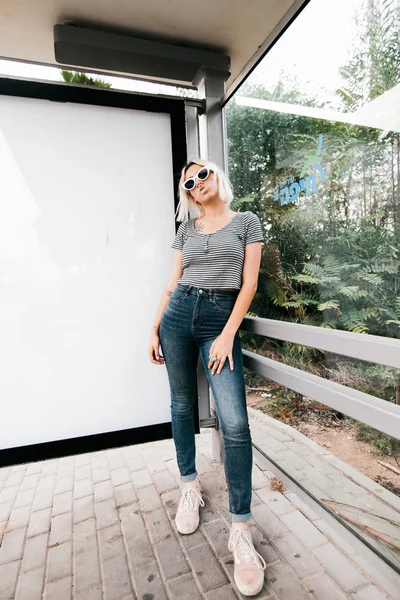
[182,166,212,191]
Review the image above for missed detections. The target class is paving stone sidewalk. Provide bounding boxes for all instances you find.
[0,414,399,599]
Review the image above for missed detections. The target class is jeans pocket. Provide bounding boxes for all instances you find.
[169,287,188,304]
[212,296,237,313]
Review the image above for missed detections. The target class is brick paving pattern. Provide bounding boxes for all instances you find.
[0,411,399,599]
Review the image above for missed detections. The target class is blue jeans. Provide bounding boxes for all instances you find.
[159,283,253,522]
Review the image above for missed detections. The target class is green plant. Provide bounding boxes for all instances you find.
[355,423,400,455]
[60,70,111,88]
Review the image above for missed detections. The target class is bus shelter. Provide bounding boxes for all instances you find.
[1,0,400,592]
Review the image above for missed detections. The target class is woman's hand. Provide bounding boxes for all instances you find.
[208,332,235,375]
[148,330,165,365]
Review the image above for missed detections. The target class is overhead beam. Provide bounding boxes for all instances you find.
[54,23,231,87]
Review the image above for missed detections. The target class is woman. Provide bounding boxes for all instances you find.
[148,158,266,596]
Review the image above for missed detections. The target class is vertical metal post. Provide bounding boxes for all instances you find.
[194,67,228,168]
[193,66,230,463]
[185,104,200,159]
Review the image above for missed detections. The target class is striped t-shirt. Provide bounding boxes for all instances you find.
[171,211,264,289]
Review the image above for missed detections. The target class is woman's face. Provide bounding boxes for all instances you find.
[185,164,219,205]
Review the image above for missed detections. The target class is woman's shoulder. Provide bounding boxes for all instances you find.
[238,210,259,223]
[241,210,261,222]
[237,210,256,217]
[176,219,190,230]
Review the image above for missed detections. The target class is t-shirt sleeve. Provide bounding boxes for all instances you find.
[244,211,264,244]
[171,221,187,250]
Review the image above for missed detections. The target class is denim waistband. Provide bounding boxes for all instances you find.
[177,283,239,299]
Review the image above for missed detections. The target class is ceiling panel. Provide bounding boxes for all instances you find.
[0,0,304,92]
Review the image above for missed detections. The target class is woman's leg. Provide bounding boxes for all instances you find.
[198,332,253,521]
[159,304,200,482]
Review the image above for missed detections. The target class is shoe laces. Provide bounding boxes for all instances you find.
[179,487,205,512]
[228,529,267,570]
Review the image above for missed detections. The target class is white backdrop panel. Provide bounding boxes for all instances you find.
[0,94,176,449]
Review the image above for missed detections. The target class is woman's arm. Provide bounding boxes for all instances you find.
[207,241,262,374]
[223,241,262,336]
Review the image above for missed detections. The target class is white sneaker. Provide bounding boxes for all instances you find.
[228,528,267,596]
[175,483,205,534]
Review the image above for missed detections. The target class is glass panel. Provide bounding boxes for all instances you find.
[227,0,400,570]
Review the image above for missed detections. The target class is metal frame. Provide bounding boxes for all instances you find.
[243,350,400,439]
[0,76,188,467]
[242,316,400,369]
[241,316,400,440]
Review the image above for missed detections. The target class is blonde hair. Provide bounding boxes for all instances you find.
[174,158,234,222]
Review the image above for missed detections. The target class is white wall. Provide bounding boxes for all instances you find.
[0,94,176,449]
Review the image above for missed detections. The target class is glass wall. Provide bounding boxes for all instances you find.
[226,0,400,568]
